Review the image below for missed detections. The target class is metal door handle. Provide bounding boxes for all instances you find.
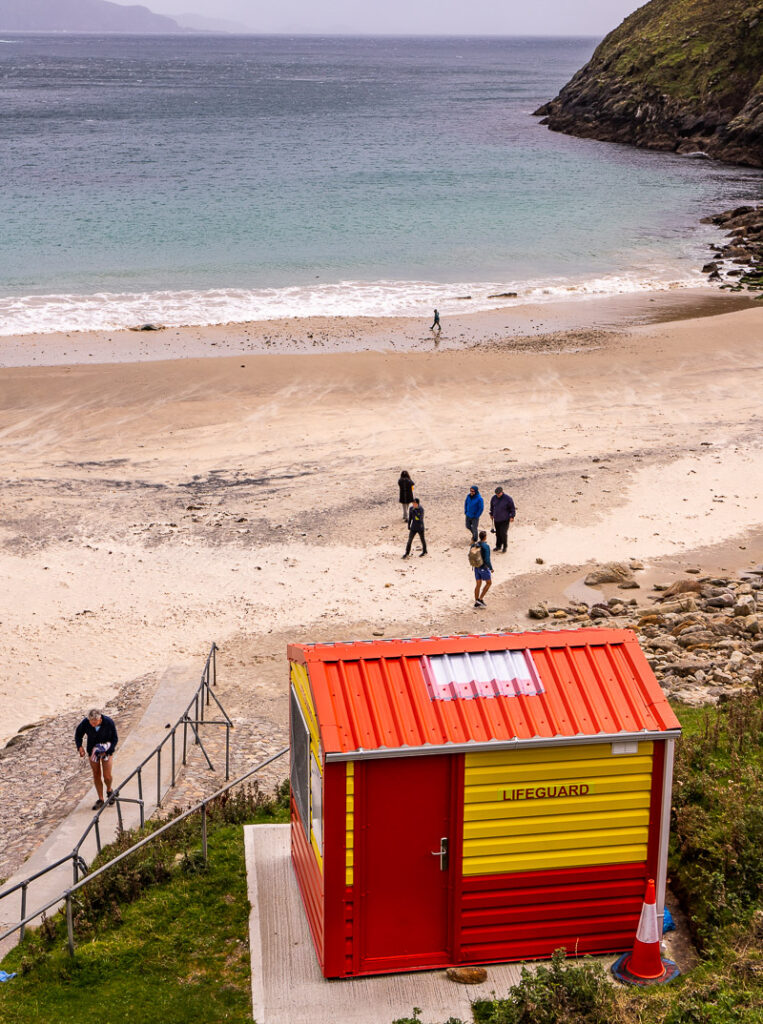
[430,837,448,871]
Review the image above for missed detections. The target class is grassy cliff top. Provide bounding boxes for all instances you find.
[583,0,763,110]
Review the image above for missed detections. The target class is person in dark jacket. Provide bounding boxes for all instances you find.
[402,498,427,557]
[398,470,414,520]
[74,709,118,810]
[489,486,516,553]
[473,530,493,607]
[464,485,484,542]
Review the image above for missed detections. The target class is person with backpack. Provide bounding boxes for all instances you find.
[402,498,427,558]
[464,485,484,542]
[469,530,493,607]
[398,470,414,521]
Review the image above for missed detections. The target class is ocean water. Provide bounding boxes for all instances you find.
[0,33,761,335]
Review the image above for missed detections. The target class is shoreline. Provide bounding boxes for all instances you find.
[0,285,758,367]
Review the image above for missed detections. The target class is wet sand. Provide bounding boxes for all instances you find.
[0,286,758,367]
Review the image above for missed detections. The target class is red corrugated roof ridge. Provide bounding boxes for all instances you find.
[288,629,680,755]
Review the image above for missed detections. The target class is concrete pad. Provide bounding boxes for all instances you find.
[245,824,523,1024]
[0,662,198,956]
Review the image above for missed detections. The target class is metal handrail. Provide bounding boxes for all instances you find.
[73,643,229,866]
[0,854,77,899]
[0,641,232,939]
[0,746,289,951]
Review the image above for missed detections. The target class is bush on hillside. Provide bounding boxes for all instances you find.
[471,949,624,1024]
[670,695,763,949]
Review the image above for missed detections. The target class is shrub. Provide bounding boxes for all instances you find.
[471,949,623,1024]
[670,696,763,949]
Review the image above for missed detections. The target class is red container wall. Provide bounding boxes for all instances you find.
[331,741,665,975]
[458,862,647,962]
[321,762,353,978]
[291,798,324,969]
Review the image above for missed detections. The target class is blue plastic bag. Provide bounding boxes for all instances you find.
[663,907,676,933]
[0,971,17,982]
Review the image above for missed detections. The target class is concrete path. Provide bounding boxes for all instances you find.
[245,824,523,1024]
[0,662,198,957]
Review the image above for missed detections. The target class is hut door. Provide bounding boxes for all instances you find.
[358,755,452,972]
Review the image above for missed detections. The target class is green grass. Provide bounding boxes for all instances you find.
[0,783,289,1024]
[670,696,763,950]
[582,0,763,108]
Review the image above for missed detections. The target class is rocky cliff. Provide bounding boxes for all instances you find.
[535,0,763,167]
[0,0,182,33]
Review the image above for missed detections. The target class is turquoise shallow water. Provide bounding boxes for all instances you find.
[0,33,760,333]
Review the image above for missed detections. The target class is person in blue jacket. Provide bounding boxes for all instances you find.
[464,485,484,542]
[74,708,118,810]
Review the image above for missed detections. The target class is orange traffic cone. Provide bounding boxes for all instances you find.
[611,879,680,986]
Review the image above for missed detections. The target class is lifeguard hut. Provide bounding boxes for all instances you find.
[287,629,680,978]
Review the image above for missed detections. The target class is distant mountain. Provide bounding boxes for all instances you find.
[174,12,251,33]
[0,0,184,33]
[535,0,763,168]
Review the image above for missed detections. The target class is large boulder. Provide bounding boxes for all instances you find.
[584,562,635,586]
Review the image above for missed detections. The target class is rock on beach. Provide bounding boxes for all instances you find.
[526,566,763,708]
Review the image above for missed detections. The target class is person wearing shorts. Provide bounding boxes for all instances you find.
[74,708,118,810]
[473,530,493,607]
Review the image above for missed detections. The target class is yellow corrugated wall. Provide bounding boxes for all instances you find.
[463,742,653,876]
[346,761,354,886]
[291,662,321,764]
[290,662,323,871]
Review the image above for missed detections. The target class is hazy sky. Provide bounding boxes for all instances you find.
[135,0,646,36]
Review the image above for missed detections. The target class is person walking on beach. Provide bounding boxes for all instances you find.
[464,485,484,542]
[402,498,427,557]
[398,469,414,521]
[430,309,441,333]
[489,486,516,553]
[470,530,493,607]
[75,708,118,810]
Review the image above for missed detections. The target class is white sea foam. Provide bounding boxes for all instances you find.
[0,269,705,337]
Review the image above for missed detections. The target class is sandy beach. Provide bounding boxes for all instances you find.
[0,289,761,753]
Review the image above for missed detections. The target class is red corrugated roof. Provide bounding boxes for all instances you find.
[287,629,681,759]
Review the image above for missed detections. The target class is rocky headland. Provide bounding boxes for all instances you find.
[535,0,763,168]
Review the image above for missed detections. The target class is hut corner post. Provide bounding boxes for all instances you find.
[655,738,675,932]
